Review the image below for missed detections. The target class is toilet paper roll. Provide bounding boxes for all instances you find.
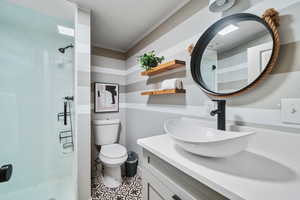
[161,79,183,90]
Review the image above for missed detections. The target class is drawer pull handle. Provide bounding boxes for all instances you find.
[172,194,182,200]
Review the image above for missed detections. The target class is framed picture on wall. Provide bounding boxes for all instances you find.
[94,82,119,113]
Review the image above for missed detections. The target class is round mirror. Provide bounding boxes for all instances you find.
[191,13,279,97]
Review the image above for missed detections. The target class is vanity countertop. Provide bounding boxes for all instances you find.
[137,134,300,200]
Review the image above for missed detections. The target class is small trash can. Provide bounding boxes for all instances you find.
[125,151,138,177]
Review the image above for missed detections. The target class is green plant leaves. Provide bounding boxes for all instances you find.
[137,50,165,70]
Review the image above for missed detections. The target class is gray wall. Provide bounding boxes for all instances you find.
[124,0,300,158]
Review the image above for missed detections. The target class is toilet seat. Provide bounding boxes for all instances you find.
[100,144,127,158]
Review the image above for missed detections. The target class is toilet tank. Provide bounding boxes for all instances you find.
[93,119,120,146]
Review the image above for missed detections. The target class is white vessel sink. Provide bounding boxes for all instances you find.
[164,117,256,158]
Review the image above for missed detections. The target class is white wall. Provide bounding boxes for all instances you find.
[74,6,91,200]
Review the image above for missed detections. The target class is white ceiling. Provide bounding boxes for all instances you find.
[74,0,190,52]
[7,0,191,52]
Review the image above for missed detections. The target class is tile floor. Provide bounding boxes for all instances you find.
[92,164,143,200]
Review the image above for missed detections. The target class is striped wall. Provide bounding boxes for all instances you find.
[90,51,127,170]
[90,54,126,134]
[74,7,91,200]
[88,0,300,159]
[122,0,300,154]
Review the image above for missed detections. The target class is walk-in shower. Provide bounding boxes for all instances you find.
[0,0,76,199]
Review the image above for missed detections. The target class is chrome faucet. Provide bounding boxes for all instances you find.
[210,99,226,131]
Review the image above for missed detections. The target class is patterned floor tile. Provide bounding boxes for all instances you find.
[91,164,142,200]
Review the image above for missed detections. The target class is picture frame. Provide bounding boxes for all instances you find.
[94,82,119,113]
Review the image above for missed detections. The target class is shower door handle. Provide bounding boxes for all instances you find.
[62,96,73,126]
[0,164,13,183]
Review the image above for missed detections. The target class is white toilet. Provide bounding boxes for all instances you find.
[93,119,128,188]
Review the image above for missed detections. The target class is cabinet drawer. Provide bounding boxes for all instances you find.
[143,168,182,200]
[142,149,228,200]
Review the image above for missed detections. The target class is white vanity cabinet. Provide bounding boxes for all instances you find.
[141,149,228,200]
[138,132,300,200]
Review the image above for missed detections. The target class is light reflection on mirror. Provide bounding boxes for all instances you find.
[200,20,273,93]
[218,24,239,36]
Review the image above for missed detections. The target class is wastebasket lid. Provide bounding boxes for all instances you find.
[127,151,138,162]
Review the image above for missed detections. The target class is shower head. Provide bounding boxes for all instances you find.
[58,48,65,53]
[58,44,73,54]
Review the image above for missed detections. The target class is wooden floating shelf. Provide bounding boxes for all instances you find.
[141,60,186,76]
[141,89,186,96]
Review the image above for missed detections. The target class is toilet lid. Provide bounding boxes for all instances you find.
[100,144,127,159]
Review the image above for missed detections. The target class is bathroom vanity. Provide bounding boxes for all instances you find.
[138,129,300,200]
[138,137,228,200]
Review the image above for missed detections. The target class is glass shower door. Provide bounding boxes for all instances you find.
[0,0,75,199]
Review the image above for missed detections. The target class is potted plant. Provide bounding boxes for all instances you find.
[137,50,165,70]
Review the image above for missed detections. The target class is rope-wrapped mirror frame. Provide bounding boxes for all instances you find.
[219,8,281,98]
[189,9,280,98]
